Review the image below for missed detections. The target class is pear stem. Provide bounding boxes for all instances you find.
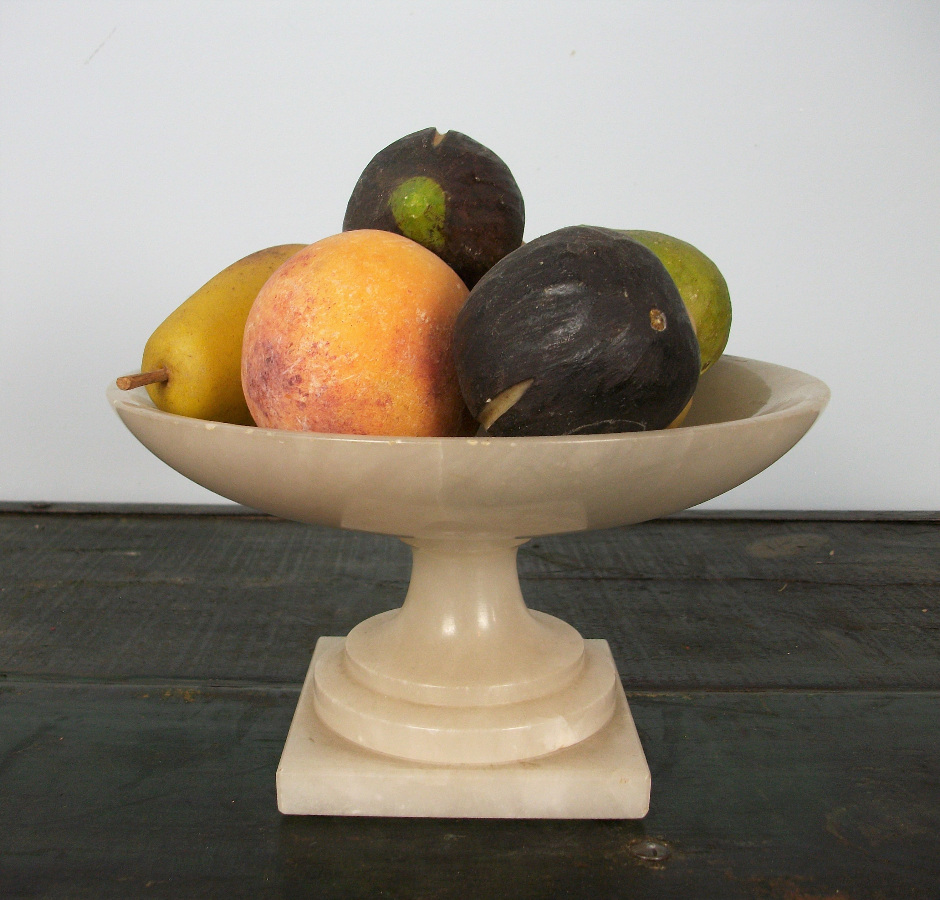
[116,368,169,390]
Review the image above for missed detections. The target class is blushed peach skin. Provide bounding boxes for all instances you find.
[242,230,474,437]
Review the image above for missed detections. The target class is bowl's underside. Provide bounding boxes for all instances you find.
[109,356,829,538]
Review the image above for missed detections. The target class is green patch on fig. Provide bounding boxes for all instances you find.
[390,176,446,252]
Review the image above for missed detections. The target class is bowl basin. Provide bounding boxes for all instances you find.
[108,355,829,539]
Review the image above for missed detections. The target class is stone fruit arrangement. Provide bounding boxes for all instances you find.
[119,127,731,438]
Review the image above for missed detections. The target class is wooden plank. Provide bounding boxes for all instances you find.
[2,510,937,895]
[1,513,937,690]
[2,501,938,521]
[524,517,940,585]
[0,683,936,899]
[4,511,936,588]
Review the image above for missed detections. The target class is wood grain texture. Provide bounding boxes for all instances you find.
[1,508,937,898]
[1,512,937,689]
[0,683,936,899]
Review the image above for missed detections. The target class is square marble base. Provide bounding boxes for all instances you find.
[277,637,651,819]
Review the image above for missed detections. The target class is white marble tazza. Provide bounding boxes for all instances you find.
[109,355,829,818]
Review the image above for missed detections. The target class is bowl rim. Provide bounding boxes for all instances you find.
[107,355,830,447]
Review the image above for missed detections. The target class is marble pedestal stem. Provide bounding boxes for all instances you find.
[312,536,618,765]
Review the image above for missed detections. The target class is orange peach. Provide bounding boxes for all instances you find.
[241,229,473,437]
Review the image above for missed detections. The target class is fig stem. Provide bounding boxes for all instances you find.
[116,368,169,390]
[478,378,534,431]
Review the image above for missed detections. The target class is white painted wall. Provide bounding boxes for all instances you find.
[1,0,937,509]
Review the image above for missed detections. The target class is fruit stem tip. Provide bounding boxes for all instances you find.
[116,368,169,390]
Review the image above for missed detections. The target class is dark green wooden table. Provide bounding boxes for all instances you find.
[1,505,937,898]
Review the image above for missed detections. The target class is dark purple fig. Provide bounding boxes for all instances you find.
[453,225,700,436]
[342,128,524,288]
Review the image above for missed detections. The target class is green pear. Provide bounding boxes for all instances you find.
[623,231,731,373]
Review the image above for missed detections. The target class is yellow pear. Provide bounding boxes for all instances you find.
[132,244,306,424]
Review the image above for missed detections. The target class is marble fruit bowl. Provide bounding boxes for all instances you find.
[109,355,829,818]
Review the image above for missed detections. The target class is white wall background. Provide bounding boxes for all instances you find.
[1,0,938,510]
